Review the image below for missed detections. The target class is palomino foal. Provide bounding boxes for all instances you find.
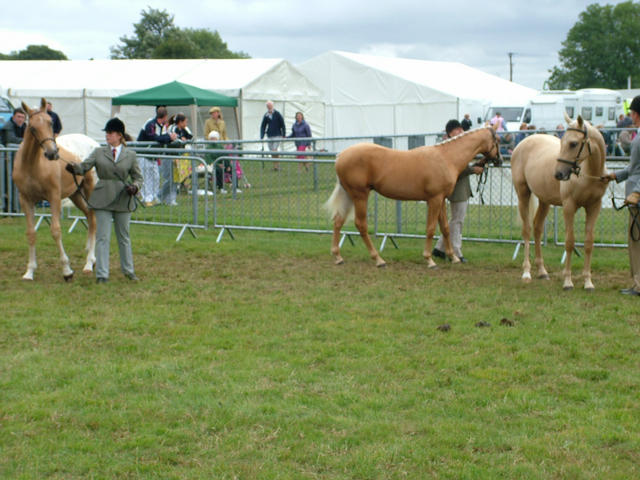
[12,98,97,281]
[326,124,501,267]
[511,114,608,290]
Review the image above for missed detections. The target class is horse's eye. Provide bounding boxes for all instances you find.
[569,141,578,149]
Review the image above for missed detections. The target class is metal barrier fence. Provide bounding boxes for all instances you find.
[1,137,633,250]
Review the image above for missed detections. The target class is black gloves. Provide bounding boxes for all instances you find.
[125,184,139,196]
[65,163,76,174]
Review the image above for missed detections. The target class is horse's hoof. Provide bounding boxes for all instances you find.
[22,275,34,281]
[428,263,438,270]
[377,262,387,268]
[522,272,532,282]
[538,274,550,280]
[63,273,74,282]
[83,268,93,275]
[584,286,595,293]
[334,259,344,266]
[563,285,573,291]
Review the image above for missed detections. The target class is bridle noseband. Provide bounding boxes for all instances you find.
[557,125,591,177]
[28,110,58,157]
[482,127,503,166]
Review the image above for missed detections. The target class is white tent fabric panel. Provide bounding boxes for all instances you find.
[1,59,325,141]
[298,51,539,138]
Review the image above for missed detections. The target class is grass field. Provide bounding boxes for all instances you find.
[1,216,639,479]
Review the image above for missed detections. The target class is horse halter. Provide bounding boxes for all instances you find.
[557,125,591,177]
[482,127,503,166]
[28,111,58,159]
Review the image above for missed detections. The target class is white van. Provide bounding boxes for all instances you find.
[484,88,624,132]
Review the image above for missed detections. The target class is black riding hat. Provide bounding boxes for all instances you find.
[103,117,125,135]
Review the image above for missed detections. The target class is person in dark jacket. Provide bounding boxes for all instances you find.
[46,101,62,137]
[65,118,143,283]
[1,108,26,145]
[260,100,285,170]
[288,111,312,171]
[137,106,177,206]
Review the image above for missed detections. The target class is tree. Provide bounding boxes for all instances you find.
[111,7,249,59]
[0,45,68,60]
[546,1,640,89]
[110,7,177,59]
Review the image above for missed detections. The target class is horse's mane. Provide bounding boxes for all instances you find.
[435,126,486,147]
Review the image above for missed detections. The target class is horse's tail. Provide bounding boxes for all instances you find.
[324,180,354,222]
[516,192,538,228]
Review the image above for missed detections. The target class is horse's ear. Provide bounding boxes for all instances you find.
[577,115,584,128]
[21,101,33,117]
[40,98,47,111]
[491,121,499,132]
[564,110,572,124]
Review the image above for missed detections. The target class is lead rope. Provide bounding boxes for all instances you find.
[612,196,640,242]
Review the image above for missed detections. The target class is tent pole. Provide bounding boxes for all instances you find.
[191,103,198,138]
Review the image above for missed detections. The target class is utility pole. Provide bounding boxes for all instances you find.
[508,52,514,82]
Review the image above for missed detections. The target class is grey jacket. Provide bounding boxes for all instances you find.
[616,129,640,196]
[71,145,143,212]
[448,165,475,202]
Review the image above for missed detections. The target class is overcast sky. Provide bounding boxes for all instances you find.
[0,1,629,91]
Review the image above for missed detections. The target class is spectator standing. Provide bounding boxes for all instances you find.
[603,95,640,296]
[260,100,285,170]
[490,112,505,131]
[204,107,228,141]
[137,106,177,206]
[1,108,26,145]
[64,118,142,283]
[432,119,484,263]
[461,113,473,131]
[288,111,312,171]
[169,113,194,190]
[46,101,62,137]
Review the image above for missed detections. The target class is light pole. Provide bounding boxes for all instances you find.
[508,52,514,82]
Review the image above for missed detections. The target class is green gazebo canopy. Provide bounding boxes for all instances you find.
[112,80,237,107]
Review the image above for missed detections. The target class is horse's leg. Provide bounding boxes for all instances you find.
[581,203,601,291]
[533,202,551,280]
[436,203,460,264]
[49,197,74,281]
[352,195,386,267]
[424,197,451,268]
[516,189,532,281]
[20,195,38,280]
[561,204,578,290]
[70,192,96,273]
[331,214,347,265]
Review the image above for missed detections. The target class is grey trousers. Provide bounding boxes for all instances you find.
[629,208,640,289]
[435,200,468,258]
[94,209,135,280]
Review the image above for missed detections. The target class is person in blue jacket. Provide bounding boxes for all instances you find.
[260,100,285,170]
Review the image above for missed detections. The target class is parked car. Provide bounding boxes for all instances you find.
[0,96,15,129]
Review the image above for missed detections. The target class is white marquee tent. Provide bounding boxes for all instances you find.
[0,58,325,142]
[297,51,538,142]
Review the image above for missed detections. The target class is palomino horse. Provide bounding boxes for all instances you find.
[11,98,97,281]
[326,125,502,267]
[511,114,608,290]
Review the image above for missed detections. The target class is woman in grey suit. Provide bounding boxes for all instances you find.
[604,95,640,295]
[66,118,143,283]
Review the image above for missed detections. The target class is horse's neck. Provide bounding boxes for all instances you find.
[441,131,488,172]
[20,130,41,166]
[584,132,606,176]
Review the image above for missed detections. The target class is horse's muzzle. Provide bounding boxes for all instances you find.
[45,149,59,161]
[555,168,571,181]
